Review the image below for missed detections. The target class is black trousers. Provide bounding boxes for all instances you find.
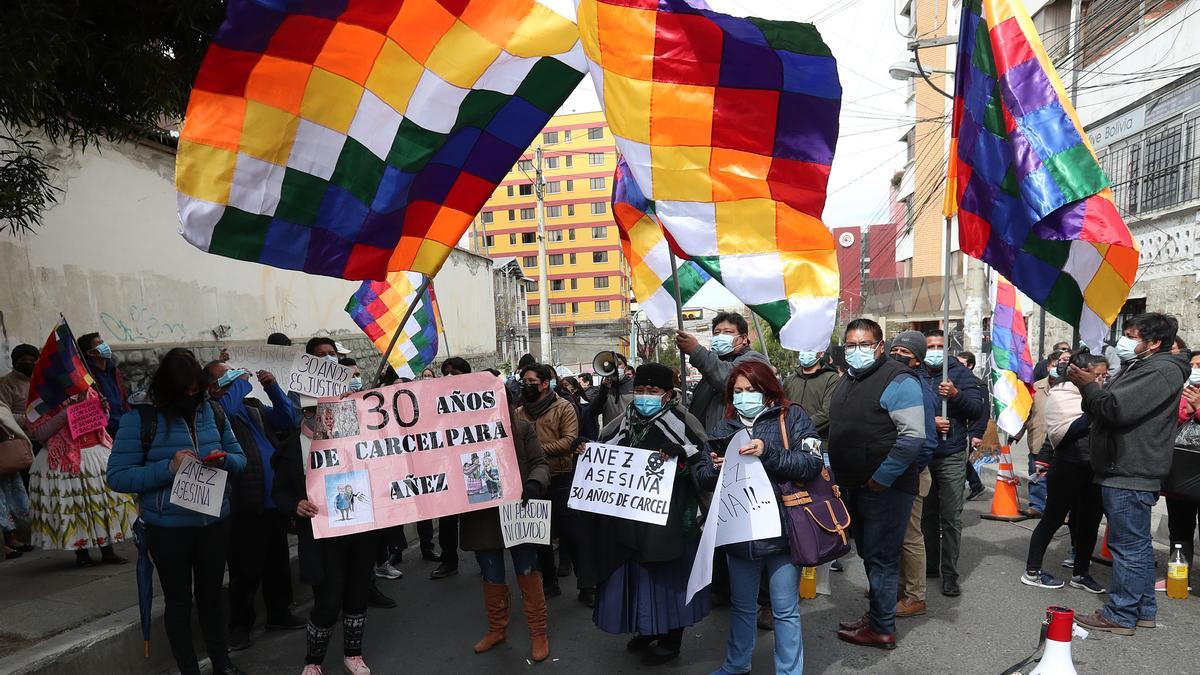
[538,474,574,585]
[416,515,459,565]
[227,509,294,631]
[376,524,407,564]
[310,531,375,628]
[147,520,231,675]
[1166,497,1200,570]
[1025,458,1103,576]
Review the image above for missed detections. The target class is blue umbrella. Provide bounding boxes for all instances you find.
[132,518,154,657]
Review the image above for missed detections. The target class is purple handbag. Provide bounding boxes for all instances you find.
[774,415,852,566]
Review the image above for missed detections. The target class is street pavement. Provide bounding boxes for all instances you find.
[230,498,1200,675]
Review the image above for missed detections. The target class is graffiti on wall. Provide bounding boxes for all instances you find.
[100,305,189,344]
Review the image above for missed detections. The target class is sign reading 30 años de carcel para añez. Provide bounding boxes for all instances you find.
[303,372,520,539]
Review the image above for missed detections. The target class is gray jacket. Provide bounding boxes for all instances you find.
[688,345,769,434]
[1082,351,1189,492]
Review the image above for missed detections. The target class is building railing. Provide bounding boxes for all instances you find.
[1099,112,1200,216]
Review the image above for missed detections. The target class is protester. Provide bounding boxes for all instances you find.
[424,356,474,580]
[340,358,363,392]
[557,375,595,440]
[691,360,821,672]
[920,330,985,597]
[578,372,598,403]
[888,332,939,619]
[515,363,580,601]
[0,344,38,435]
[0,401,33,558]
[829,319,926,649]
[1161,349,1200,591]
[585,352,635,429]
[107,348,248,675]
[1021,349,1069,518]
[1021,353,1108,593]
[203,361,304,651]
[420,367,437,380]
[1032,340,1072,382]
[781,348,840,439]
[460,389,551,661]
[1069,314,1188,635]
[77,333,130,435]
[267,333,293,346]
[676,312,768,433]
[956,352,987,500]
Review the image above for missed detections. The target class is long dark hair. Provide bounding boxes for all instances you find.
[724,360,791,419]
[150,348,209,420]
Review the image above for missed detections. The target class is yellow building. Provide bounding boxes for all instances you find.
[472,110,631,367]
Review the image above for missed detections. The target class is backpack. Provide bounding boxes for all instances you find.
[134,401,227,454]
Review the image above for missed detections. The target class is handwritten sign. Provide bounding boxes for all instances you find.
[225,344,301,400]
[303,372,521,539]
[170,457,229,517]
[67,398,108,439]
[567,442,677,526]
[687,430,780,602]
[500,499,552,547]
[287,353,353,399]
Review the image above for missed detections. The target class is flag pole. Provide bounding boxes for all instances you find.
[751,312,773,370]
[941,215,951,438]
[60,313,96,383]
[668,252,689,406]
[374,275,432,386]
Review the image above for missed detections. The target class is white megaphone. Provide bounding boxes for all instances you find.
[592,351,620,378]
[1029,607,1078,675]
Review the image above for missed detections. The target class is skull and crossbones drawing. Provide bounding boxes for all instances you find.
[645,452,666,480]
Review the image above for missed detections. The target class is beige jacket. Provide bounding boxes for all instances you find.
[0,371,30,434]
[1025,377,1053,454]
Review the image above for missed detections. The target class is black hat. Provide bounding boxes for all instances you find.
[891,331,927,363]
[517,353,536,369]
[11,344,38,362]
[633,363,674,391]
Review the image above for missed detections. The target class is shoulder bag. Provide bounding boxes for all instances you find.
[0,423,34,475]
[775,413,852,566]
[1165,419,1200,502]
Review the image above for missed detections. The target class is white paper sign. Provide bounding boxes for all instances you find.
[499,499,552,547]
[169,457,228,517]
[287,353,353,398]
[687,430,781,603]
[225,344,301,400]
[567,442,677,526]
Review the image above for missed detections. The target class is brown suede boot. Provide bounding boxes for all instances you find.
[474,581,510,653]
[516,572,549,662]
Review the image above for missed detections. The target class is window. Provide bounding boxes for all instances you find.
[543,131,558,144]
[590,177,606,190]
[518,183,533,196]
[520,208,535,220]
[591,226,608,239]
[564,129,572,142]
[551,327,569,337]
[522,255,536,267]
[592,251,608,264]
[568,228,576,240]
[546,205,562,218]
[550,279,565,291]
[590,202,607,215]
[508,210,515,221]
[508,233,516,245]
[594,276,609,289]
[565,155,573,168]
[528,303,538,315]
[566,179,574,192]
[550,303,566,315]
[526,280,538,292]
[594,300,610,313]
[570,278,578,290]
[588,152,604,166]
[518,159,532,172]
[506,185,514,197]
[571,302,579,314]
[569,253,577,264]
[546,181,561,194]
[588,127,604,140]
[521,232,536,244]
[549,253,564,265]
[545,156,558,169]
[480,211,493,224]
[547,229,563,242]
[567,204,575,216]
[484,235,495,247]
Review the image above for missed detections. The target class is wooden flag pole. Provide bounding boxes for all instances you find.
[941,215,952,438]
[374,275,432,386]
[667,252,689,406]
[751,312,773,370]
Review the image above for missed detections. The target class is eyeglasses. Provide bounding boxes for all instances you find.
[845,341,879,349]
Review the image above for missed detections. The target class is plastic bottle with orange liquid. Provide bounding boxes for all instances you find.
[799,566,817,599]
[1167,543,1189,599]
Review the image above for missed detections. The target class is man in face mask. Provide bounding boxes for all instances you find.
[204,361,304,650]
[1068,313,1188,636]
[828,319,927,649]
[77,332,130,435]
[515,364,580,600]
[0,344,38,434]
[782,349,840,440]
[675,311,769,434]
[340,358,363,392]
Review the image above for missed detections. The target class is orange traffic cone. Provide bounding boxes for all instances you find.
[982,446,1028,522]
[1092,524,1113,566]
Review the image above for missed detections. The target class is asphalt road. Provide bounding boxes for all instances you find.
[230,498,1200,674]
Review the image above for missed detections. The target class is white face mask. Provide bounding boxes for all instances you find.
[1190,368,1200,386]
[1115,336,1142,363]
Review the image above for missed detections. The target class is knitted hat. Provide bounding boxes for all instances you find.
[11,344,38,362]
[891,331,927,363]
[633,363,674,391]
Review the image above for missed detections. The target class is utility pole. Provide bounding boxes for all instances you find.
[535,146,552,363]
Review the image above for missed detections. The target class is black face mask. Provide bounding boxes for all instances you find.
[13,363,33,377]
[521,383,542,402]
[889,354,913,368]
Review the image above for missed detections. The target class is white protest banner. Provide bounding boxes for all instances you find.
[170,457,229,517]
[687,430,781,603]
[287,353,353,399]
[303,372,522,538]
[225,344,301,400]
[567,442,677,526]
[499,499,552,547]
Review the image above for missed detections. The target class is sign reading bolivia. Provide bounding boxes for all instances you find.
[304,372,520,539]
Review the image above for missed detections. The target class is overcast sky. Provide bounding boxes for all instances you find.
[543,0,911,310]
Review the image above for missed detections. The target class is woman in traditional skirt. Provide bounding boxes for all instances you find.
[0,401,33,559]
[575,363,711,666]
[28,387,136,565]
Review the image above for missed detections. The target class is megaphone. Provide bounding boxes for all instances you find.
[592,351,620,378]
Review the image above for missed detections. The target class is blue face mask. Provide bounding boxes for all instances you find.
[633,394,664,417]
[711,334,736,356]
[1116,335,1141,362]
[733,391,765,419]
[349,377,363,392]
[94,342,113,359]
[924,349,945,368]
[217,368,248,388]
[797,351,819,368]
[845,346,878,371]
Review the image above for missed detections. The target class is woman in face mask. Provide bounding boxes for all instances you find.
[574,362,711,666]
[106,348,248,675]
[1161,348,1200,592]
[693,360,823,675]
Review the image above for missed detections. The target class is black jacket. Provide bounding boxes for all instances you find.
[227,399,293,515]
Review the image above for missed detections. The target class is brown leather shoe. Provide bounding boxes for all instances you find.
[896,598,927,617]
[837,613,870,631]
[1136,619,1156,629]
[473,581,509,653]
[837,625,897,650]
[1074,609,1135,636]
[517,572,550,661]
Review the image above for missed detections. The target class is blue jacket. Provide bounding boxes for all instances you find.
[924,357,986,458]
[912,368,942,472]
[697,404,823,560]
[107,401,247,528]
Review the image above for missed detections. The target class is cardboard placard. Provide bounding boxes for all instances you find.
[67,398,108,439]
[224,344,301,400]
[170,457,229,517]
[567,442,677,526]
[499,499,552,547]
[287,353,353,399]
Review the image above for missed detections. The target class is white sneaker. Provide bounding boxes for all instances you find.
[374,562,402,580]
[344,656,371,675]
[300,665,322,675]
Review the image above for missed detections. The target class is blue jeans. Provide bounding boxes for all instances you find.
[475,546,538,584]
[845,485,916,635]
[1101,486,1157,628]
[722,553,802,675]
[1028,454,1047,512]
